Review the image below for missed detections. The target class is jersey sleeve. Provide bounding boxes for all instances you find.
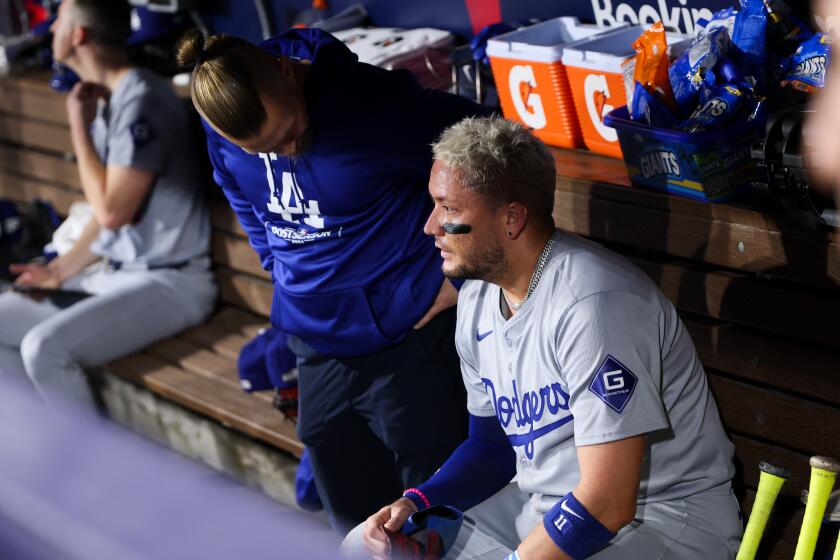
[455,284,497,418]
[106,92,175,172]
[415,414,515,512]
[556,292,670,447]
[202,124,274,272]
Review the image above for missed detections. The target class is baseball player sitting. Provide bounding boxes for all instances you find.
[0,0,215,409]
[343,117,741,559]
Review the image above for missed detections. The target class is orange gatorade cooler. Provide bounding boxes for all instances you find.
[486,17,609,149]
[562,26,689,158]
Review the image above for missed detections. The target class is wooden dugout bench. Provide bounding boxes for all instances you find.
[2,73,839,558]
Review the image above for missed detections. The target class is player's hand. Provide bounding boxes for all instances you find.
[414,278,458,330]
[362,497,418,559]
[10,263,59,289]
[66,81,107,130]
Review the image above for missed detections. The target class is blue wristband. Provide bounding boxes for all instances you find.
[503,551,520,560]
[543,492,616,560]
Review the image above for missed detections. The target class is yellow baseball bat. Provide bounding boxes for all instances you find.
[831,491,840,560]
[834,527,840,560]
[736,461,791,560]
[794,456,840,560]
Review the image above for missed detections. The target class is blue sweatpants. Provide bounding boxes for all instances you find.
[288,307,468,534]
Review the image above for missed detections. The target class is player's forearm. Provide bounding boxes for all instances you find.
[48,217,101,283]
[517,523,572,560]
[571,483,637,532]
[69,121,110,225]
[573,436,645,532]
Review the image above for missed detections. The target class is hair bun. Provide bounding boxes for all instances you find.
[175,28,207,68]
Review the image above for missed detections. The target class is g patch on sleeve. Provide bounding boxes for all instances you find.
[129,118,154,148]
[587,355,638,413]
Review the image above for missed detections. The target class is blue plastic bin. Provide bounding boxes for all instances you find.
[603,106,764,202]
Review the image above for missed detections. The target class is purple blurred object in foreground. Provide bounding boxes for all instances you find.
[0,379,340,560]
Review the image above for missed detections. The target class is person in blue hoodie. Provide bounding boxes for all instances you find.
[175,28,491,533]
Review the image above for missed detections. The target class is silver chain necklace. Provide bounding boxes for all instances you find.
[502,230,558,312]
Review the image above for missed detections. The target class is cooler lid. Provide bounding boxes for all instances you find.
[486,16,610,63]
[562,27,691,72]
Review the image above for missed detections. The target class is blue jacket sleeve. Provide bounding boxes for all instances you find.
[203,127,274,272]
[409,414,515,512]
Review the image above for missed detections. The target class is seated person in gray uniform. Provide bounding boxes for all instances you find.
[0,0,215,409]
[344,117,741,559]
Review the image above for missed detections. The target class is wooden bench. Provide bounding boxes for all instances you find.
[2,73,839,558]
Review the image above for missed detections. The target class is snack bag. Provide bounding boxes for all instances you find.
[679,83,762,131]
[631,83,679,127]
[680,84,745,131]
[700,7,738,37]
[669,27,731,116]
[731,0,768,86]
[780,32,832,92]
[627,22,678,123]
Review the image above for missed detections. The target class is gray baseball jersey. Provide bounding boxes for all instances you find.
[456,231,735,515]
[89,67,210,266]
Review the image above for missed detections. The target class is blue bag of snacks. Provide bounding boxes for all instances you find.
[669,27,731,116]
[680,84,753,132]
[780,32,832,93]
[632,83,679,127]
[699,7,737,36]
[694,1,767,88]
[731,0,767,85]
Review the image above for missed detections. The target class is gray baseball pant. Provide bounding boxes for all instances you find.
[0,261,216,410]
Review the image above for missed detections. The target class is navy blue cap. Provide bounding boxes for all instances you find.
[238,327,298,392]
[237,328,275,392]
